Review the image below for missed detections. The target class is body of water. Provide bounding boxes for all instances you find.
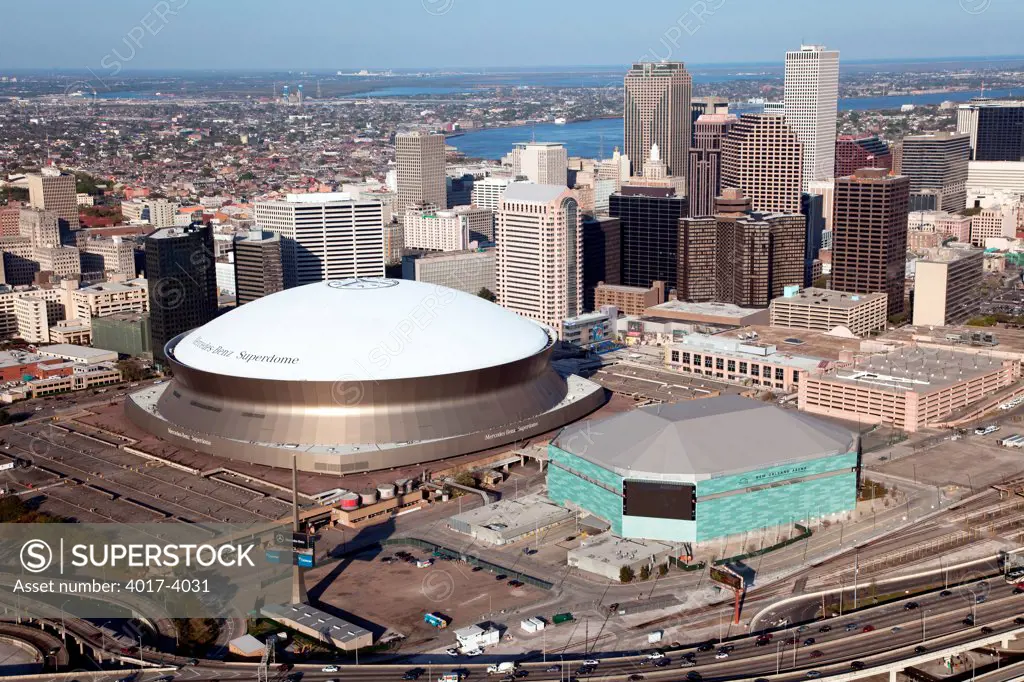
[449,88,1021,159]
[450,119,624,160]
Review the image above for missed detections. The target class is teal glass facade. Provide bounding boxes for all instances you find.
[547,445,858,543]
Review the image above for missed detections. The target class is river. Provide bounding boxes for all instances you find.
[448,87,1020,160]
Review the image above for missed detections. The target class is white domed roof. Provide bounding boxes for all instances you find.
[173,279,552,381]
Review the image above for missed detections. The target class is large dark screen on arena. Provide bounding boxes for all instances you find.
[622,481,695,520]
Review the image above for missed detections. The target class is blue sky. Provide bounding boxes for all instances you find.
[0,0,1019,71]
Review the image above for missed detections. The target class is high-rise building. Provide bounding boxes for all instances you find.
[512,142,568,186]
[19,208,60,247]
[690,96,730,133]
[609,186,687,292]
[784,44,840,189]
[831,169,911,316]
[121,198,180,228]
[624,61,692,179]
[80,236,136,276]
[678,191,805,308]
[402,247,495,296]
[912,246,984,327]
[470,177,512,211]
[688,114,737,217]
[254,193,385,288]
[802,192,826,286]
[957,99,1024,161]
[582,216,621,312]
[395,131,446,220]
[446,173,475,208]
[835,134,892,178]
[807,179,836,231]
[145,224,218,364]
[0,202,22,238]
[234,229,284,306]
[496,184,581,330]
[402,204,491,251]
[721,114,804,214]
[899,132,970,213]
[28,169,78,232]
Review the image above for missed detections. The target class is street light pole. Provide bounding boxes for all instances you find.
[59,599,71,640]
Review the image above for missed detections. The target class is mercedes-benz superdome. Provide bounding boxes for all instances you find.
[126,278,606,474]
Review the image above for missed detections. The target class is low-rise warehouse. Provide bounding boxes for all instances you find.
[447,493,575,545]
[260,602,373,651]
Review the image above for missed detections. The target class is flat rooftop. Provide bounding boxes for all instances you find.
[38,344,113,359]
[260,602,372,645]
[596,283,655,294]
[670,333,832,372]
[716,325,865,361]
[772,288,886,310]
[916,246,983,264]
[646,299,766,320]
[553,395,857,480]
[827,346,1007,393]
[567,534,676,565]
[448,493,574,537]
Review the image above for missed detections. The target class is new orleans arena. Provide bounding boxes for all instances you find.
[126,278,606,474]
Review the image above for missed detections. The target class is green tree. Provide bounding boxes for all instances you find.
[0,409,12,426]
[619,566,635,583]
[658,563,668,577]
[0,496,28,522]
[477,287,497,302]
[812,276,827,289]
[116,358,147,382]
[639,564,651,581]
[453,471,476,489]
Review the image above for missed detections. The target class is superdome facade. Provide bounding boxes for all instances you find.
[126,278,606,474]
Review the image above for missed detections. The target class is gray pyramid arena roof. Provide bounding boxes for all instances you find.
[552,395,857,479]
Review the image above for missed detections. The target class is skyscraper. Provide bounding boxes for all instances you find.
[234,229,284,306]
[395,131,446,220]
[721,114,804,214]
[678,190,805,307]
[28,169,78,232]
[835,134,892,178]
[511,142,568,186]
[145,224,218,364]
[801,192,826,287]
[957,99,1024,161]
[582,216,621,312]
[496,184,582,329]
[899,132,970,212]
[623,62,692,180]
[784,44,840,190]
[609,186,687,292]
[688,113,737,217]
[254,193,385,288]
[832,169,911,316]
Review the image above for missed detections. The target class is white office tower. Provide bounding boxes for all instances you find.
[471,177,512,211]
[511,142,568,186]
[395,131,447,221]
[254,193,385,288]
[496,184,581,331]
[784,44,840,190]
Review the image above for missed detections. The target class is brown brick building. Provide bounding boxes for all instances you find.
[831,168,910,316]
